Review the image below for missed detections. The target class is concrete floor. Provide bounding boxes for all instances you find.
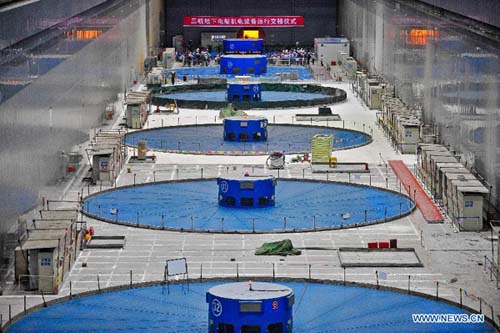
[1,78,498,329]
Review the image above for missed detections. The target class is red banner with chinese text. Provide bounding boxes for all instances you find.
[183,16,304,27]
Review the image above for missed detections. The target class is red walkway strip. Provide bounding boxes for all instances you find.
[389,160,444,223]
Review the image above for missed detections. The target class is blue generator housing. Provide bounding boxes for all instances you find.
[227,82,262,102]
[220,55,267,75]
[223,116,267,142]
[223,39,264,54]
[207,282,294,333]
[217,176,276,208]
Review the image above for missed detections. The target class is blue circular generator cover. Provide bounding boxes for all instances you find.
[7,281,495,333]
[124,125,371,155]
[157,90,330,102]
[82,179,413,232]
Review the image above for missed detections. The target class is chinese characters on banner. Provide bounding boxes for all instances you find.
[183,16,304,27]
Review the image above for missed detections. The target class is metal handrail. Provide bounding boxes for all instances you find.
[3,264,498,330]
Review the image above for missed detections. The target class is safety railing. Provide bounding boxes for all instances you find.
[81,199,415,234]
[267,58,291,66]
[267,58,309,67]
[79,161,404,197]
[144,114,375,132]
[484,256,500,289]
[168,72,311,83]
[78,163,414,233]
[127,263,500,329]
[125,115,374,158]
[2,263,498,331]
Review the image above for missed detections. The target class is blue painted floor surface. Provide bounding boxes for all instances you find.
[7,281,495,333]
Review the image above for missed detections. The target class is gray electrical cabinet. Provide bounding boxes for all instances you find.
[92,151,113,182]
[162,48,176,69]
[38,250,55,293]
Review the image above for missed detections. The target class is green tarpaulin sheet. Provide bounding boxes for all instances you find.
[255,239,301,256]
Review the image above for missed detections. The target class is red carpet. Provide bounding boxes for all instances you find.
[389,160,444,223]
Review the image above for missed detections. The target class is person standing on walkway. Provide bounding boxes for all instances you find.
[170,71,176,85]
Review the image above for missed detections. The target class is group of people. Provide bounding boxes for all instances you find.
[267,48,315,66]
[175,45,316,67]
[176,48,213,67]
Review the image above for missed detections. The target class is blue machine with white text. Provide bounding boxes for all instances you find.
[223,39,264,54]
[220,38,267,75]
[227,82,262,102]
[206,282,294,333]
[217,176,276,208]
[220,55,267,75]
[223,116,267,142]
